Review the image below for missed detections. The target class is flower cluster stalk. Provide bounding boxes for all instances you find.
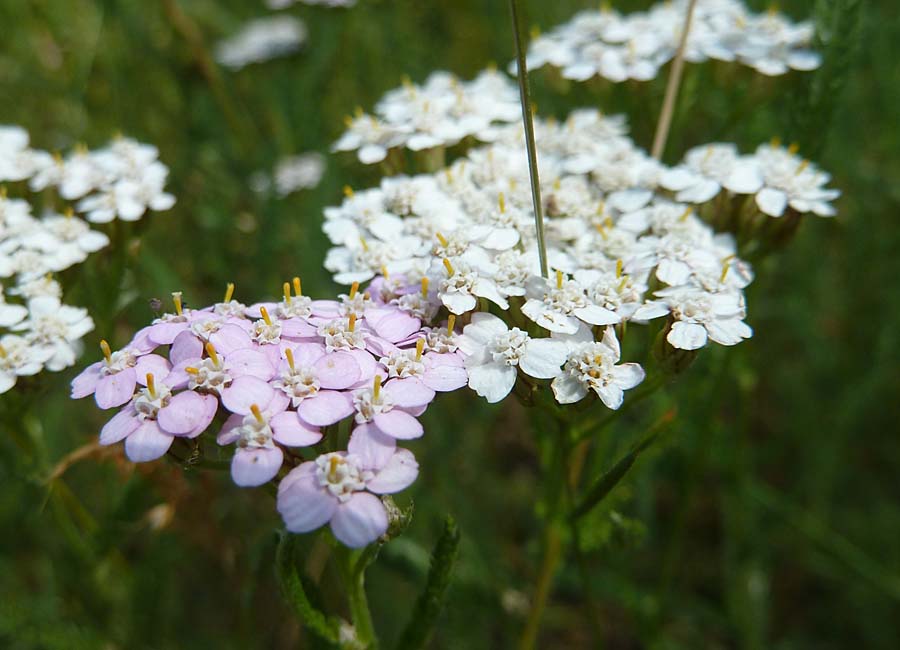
[651,0,699,160]
[508,0,549,278]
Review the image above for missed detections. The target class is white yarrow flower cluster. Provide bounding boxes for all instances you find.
[251,153,326,197]
[520,0,821,83]
[321,104,834,407]
[661,140,840,217]
[2,129,175,224]
[333,70,522,164]
[0,126,175,394]
[216,15,307,70]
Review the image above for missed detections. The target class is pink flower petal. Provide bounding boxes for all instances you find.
[310,300,341,318]
[348,423,396,469]
[226,348,275,380]
[157,391,210,435]
[244,302,277,318]
[187,394,220,437]
[163,360,193,390]
[70,362,101,399]
[217,412,245,445]
[135,354,172,382]
[367,308,421,343]
[130,326,157,353]
[367,448,419,494]
[297,390,354,426]
[221,376,275,415]
[277,470,337,533]
[95,368,137,409]
[280,319,317,338]
[124,421,173,462]
[271,411,322,447]
[372,409,423,440]
[422,358,467,392]
[382,378,434,409]
[283,342,326,368]
[330,493,388,548]
[99,408,140,445]
[347,349,378,385]
[170,331,203,366]
[231,447,284,487]
[147,321,188,345]
[209,324,253,355]
[314,352,361,390]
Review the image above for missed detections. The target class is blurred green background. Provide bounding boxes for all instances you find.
[1,0,898,648]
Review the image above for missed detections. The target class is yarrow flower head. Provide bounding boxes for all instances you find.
[333,70,521,164]
[73,279,467,548]
[519,0,821,83]
[215,16,307,70]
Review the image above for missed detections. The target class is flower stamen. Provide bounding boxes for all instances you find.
[100,339,112,363]
[205,342,219,366]
[415,338,425,361]
[285,348,296,372]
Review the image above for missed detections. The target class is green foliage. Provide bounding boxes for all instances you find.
[276,532,344,648]
[1,0,899,648]
[395,516,461,650]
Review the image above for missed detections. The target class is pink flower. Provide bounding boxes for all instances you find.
[272,343,364,409]
[217,395,320,487]
[98,373,217,462]
[350,375,432,440]
[378,339,467,397]
[277,433,418,547]
[71,340,170,408]
[166,340,276,415]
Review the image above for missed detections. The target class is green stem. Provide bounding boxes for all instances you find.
[650,0,698,160]
[336,546,378,648]
[508,0,548,278]
[518,413,577,650]
[518,522,564,650]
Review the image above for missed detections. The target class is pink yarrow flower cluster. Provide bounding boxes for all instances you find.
[72,278,467,547]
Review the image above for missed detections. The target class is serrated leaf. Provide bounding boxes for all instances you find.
[394,516,461,650]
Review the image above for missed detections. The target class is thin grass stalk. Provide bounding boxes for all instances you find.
[508,0,549,278]
[650,0,699,160]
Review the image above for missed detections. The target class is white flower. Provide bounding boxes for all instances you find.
[752,143,839,217]
[457,313,567,403]
[333,70,521,163]
[13,296,94,371]
[660,143,763,203]
[438,259,509,315]
[272,153,326,196]
[633,286,752,350]
[522,1,821,83]
[215,16,307,70]
[522,271,619,334]
[0,333,51,394]
[551,325,645,408]
[19,213,110,268]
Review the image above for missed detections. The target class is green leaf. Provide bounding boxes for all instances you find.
[394,516,461,650]
[571,431,663,521]
[275,531,344,648]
